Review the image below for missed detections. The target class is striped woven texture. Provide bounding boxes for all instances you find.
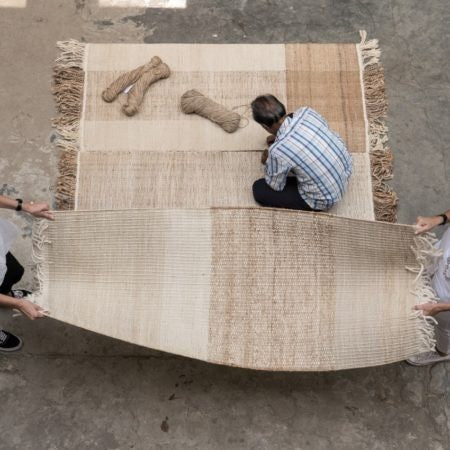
[70,42,376,220]
[34,209,429,371]
[36,36,420,371]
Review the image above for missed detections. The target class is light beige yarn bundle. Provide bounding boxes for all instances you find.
[101,56,170,117]
[122,59,170,117]
[180,89,241,133]
[101,56,160,102]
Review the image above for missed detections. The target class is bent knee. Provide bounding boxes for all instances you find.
[15,263,25,283]
[252,178,268,204]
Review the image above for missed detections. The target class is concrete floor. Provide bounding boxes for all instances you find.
[0,0,449,448]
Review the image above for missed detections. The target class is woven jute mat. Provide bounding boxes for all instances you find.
[53,33,396,221]
[31,208,436,371]
[35,33,434,372]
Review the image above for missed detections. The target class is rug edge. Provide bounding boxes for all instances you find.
[52,39,86,210]
[358,30,398,223]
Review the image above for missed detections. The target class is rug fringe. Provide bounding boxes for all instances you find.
[52,40,85,210]
[29,219,51,310]
[407,233,443,352]
[359,30,398,222]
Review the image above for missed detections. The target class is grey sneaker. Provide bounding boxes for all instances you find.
[0,330,23,352]
[406,351,450,366]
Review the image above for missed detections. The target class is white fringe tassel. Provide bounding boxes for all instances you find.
[28,219,51,312]
[406,232,443,352]
[55,39,85,69]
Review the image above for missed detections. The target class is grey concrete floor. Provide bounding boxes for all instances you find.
[0,0,449,448]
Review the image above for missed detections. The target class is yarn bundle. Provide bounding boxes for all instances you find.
[101,56,170,117]
[102,61,245,132]
[180,89,241,133]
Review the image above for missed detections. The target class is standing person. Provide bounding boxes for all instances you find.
[407,209,450,365]
[0,195,53,352]
[251,94,353,211]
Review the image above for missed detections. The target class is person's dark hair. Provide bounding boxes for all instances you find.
[251,94,286,127]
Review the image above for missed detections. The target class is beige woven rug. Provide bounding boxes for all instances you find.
[54,33,396,221]
[32,33,436,371]
[32,209,435,371]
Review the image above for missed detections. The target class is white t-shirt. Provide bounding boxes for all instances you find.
[431,226,450,302]
[0,219,18,285]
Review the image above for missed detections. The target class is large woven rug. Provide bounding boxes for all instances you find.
[30,32,437,371]
[53,33,396,221]
[33,209,435,371]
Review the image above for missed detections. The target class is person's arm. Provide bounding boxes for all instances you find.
[261,149,269,165]
[0,293,46,320]
[0,195,54,220]
[414,209,449,235]
[261,135,278,164]
[414,302,450,316]
[266,134,276,146]
[264,152,291,192]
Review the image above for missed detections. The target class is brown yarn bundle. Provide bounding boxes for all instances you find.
[180,90,241,133]
[122,60,170,117]
[101,56,162,103]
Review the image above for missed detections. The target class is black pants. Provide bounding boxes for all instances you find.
[252,177,322,211]
[0,253,24,295]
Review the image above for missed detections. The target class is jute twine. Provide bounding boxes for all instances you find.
[101,56,170,117]
[180,90,243,133]
[122,60,170,116]
[101,56,162,103]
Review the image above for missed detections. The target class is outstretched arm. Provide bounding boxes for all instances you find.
[414,209,449,235]
[414,302,450,316]
[0,195,54,220]
[0,293,47,320]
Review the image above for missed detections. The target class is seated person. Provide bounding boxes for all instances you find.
[251,94,353,211]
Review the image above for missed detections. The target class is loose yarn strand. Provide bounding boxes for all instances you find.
[231,103,251,129]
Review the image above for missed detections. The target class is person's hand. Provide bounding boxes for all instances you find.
[266,134,276,146]
[261,149,269,165]
[15,298,48,320]
[413,302,445,316]
[23,202,54,221]
[414,215,443,235]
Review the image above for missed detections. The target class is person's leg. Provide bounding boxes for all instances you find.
[435,310,450,355]
[406,310,450,366]
[0,252,25,295]
[0,330,23,352]
[252,177,319,211]
[0,253,25,352]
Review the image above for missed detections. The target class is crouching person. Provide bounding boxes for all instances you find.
[251,94,352,212]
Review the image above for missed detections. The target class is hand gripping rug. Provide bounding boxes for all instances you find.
[31,32,439,371]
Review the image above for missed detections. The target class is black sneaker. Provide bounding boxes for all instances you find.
[10,289,31,299]
[0,330,23,352]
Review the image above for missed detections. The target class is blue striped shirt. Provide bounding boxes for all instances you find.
[265,107,353,210]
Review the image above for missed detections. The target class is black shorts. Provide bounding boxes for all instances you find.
[0,253,24,295]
